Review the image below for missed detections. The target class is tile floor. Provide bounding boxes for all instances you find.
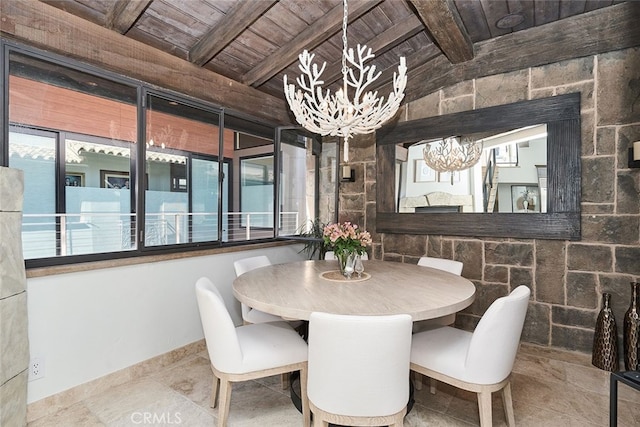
[28,344,640,426]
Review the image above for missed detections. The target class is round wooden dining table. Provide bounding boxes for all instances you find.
[232,259,476,321]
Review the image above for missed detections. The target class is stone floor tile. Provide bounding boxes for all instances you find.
[225,390,303,426]
[512,351,567,383]
[152,355,214,410]
[563,360,609,395]
[27,343,640,427]
[620,399,640,425]
[511,399,600,427]
[405,402,475,426]
[106,399,212,427]
[82,379,186,424]
[27,402,104,427]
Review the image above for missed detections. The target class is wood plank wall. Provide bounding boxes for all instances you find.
[10,76,235,158]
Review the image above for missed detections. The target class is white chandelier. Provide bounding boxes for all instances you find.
[283,0,407,162]
[422,136,483,184]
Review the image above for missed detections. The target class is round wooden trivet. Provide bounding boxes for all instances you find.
[319,270,371,282]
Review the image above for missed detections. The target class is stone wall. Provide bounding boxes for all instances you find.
[0,167,28,425]
[341,47,640,353]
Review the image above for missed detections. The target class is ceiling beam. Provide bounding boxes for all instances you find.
[378,1,640,104]
[408,0,474,64]
[320,13,424,87]
[2,0,292,124]
[371,43,443,92]
[189,0,277,67]
[243,0,384,87]
[106,0,152,34]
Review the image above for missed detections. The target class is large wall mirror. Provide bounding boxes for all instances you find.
[376,93,581,240]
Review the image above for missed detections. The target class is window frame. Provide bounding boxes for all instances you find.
[274,126,324,238]
[2,40,316,269]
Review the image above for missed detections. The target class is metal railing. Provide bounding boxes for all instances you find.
[21,211,300,259]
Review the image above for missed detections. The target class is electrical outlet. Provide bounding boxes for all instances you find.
[28,357,45,381]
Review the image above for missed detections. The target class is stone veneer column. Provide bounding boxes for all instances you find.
[0,167,28,426]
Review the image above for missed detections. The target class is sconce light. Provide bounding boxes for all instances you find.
[341,165,355,182]
[630,141,640,168]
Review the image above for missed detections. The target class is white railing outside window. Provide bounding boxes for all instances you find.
[21,211,300,260]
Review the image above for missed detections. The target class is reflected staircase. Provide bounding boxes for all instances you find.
[483,149,500,213]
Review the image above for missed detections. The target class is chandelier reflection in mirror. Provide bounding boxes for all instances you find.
[422,136,483,184]
[283,0,407,162]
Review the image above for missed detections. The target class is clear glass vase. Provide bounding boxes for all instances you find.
[336,251,357,279]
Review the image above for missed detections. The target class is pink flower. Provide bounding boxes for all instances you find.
[322,221,370,256]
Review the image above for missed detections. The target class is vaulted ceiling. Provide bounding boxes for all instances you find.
[10,0,640,124]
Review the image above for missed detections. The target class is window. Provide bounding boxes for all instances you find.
[65,135,135,255]
[143,93,223,247]
[9,127,57,258]
[277,128,321,236]
[8,51,138,260]
[3,45,320,266]
[239,155,274,234]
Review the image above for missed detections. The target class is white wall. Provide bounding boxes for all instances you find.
[496,137,547,212]
[405,145,472,197]
[495,137,546,183]
[26,244,305,403]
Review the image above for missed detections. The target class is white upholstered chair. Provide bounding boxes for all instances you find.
[195,277,310,427]
[307,312,412,427]
[417,255,463,275]
[413,256,465,391]
[324,251,369,260]
[416,256,464,328]
[233,255,301,389]
[233,255,283,324]
[410,285,531,427]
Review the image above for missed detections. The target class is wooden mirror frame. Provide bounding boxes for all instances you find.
[376,93,581,240]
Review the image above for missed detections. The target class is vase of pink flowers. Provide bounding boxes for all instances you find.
[323,221,371,278]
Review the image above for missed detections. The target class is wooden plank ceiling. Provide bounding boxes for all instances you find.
[36,0,629,119]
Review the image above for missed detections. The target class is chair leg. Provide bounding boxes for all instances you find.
[281,372,290,390]
[477,390,493,427]
[390,411,405,426]
[412,371,423,390]
[430,377,437,394]
[501,381,516,426]
[217,379,232,427]
[210,374,220,408]
[300,367,311,427]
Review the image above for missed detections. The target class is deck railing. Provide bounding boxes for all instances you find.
[21,211,300,259]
